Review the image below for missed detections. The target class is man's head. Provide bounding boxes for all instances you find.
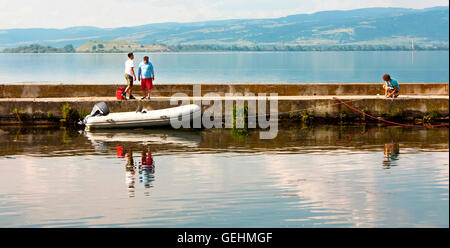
[128,52,134,60]
[382,74,391,82]
[143,56,149,63]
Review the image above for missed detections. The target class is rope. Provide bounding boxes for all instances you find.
[244,98,365,119]
[333,97,449,128]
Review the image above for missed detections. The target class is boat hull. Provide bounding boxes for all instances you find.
[85,104,201,130]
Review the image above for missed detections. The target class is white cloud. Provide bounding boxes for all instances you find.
[0,0,448,29]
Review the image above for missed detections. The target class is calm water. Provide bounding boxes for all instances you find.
[0,51,448,84]
[0,125,448,227]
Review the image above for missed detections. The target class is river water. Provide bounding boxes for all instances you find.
[0,51,448,84]
[0,125,448,227]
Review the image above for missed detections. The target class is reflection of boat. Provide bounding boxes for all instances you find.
[84,129,201,147]
[84,104,201,130]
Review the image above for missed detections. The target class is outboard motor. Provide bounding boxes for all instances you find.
[79,102,110,125]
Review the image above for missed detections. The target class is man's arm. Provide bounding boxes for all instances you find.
[393,85,398,94]
[137,65,141,81]
[131,67,136,81]
[150,63,155,80]
[388,85,398,97]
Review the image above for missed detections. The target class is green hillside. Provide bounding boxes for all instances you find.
[0,7,448,50]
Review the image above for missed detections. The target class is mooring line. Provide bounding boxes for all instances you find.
[333,96,449,128]
[243,98,365,119]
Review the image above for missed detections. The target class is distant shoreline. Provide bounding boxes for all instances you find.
[2,42,448,53]
[3,48,449,53]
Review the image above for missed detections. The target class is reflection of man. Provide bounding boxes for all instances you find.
[139,146,155,189]
[383,143,400,167]
[125,147,136,197]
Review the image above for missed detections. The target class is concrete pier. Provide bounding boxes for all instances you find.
[1,83,448,98]
[0,83,448,124]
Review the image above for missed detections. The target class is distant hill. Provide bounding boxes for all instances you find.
[75,40,169,52]
[0,6,448,50]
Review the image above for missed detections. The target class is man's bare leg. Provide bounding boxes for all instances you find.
[141,88,147,99]
[387,89,395,98]
[127,87,133,99]
[394,90,399,98]
[122,86,130,99]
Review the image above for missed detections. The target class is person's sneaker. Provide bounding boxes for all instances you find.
[121,92,127,100]
[147,97,151,101]
[141,96,147,100]
[129,95,136,100]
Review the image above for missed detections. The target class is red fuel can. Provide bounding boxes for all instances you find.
[116,87,126,100]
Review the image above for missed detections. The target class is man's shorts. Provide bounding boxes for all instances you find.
[385,84,399,92]
[141,78,153,91]
[125,74,134,87]
[389,87,399,93]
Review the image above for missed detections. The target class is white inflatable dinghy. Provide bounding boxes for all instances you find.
[83,103,201,130]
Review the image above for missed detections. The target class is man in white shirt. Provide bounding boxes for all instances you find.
[123,52,136,100]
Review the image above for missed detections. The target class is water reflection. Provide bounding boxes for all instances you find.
[0,125,447,157]
[334,126,404,168]
[0,125,447,227]
[85,129,201,148]
[383,143,400,168]
[124,146,136,197]
[117,144,155,197]
[139,146,155,190]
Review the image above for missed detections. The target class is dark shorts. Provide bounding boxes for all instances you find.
[141,78,153,90]
[387,88,399,93]
[125,74,133,87]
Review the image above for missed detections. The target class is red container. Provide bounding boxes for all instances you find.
[116,87,125,100]
[116,144,125,158]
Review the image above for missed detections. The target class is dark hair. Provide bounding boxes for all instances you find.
[143,56,149,61]
[127,52,134,58]
[382,74,391,82]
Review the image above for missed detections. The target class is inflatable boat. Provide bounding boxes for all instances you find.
[82,102,201,130]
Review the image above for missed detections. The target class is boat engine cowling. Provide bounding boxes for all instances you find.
[80,102,110,125]
[90,102,110,116]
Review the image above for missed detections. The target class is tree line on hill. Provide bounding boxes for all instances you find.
[2,44,75,53]
[2,43,448,53]
[167,44,449,52]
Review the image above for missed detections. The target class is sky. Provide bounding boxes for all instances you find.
[0,0,448,29]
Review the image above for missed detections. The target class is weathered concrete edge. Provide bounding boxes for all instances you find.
[1,83,448,98]
[1,97,448,125]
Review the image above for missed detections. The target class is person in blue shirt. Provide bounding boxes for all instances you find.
[382,74,399,98]
[137,56,155,100]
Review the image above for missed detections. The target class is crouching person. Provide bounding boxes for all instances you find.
[382,74,399,98]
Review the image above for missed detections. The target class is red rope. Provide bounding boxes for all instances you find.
[333,97,449,128]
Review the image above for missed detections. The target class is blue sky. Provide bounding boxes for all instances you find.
[0,0,448,29]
